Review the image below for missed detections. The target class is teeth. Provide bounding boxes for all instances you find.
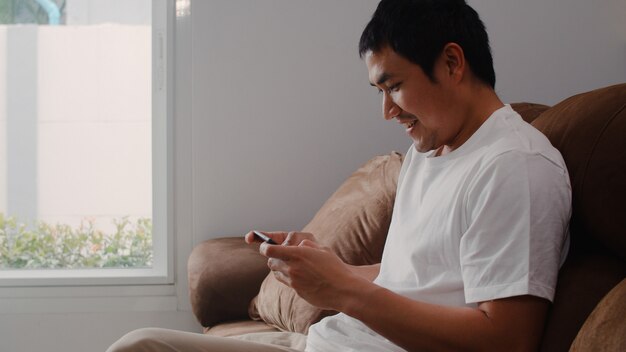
[407,120,416,129]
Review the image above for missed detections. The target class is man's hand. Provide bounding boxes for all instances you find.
[264,240,373,311]
[245,231,368,311]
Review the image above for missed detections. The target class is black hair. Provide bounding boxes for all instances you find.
[359,0,496,88]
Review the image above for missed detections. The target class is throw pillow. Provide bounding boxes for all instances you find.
[249,152,403,333]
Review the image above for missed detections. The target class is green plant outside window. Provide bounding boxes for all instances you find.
[0,213,152,269]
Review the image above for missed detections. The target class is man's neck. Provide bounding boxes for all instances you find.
[437,85,504,157]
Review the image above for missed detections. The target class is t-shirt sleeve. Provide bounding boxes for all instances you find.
[460,150,571,304]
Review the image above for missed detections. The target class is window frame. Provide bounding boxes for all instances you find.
[0,0,176,288]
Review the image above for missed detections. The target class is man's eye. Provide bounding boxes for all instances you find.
[388,83,401,93]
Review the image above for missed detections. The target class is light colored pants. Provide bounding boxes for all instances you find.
[106,328,307,352]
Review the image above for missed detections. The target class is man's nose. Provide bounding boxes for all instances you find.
[382,93,401,120]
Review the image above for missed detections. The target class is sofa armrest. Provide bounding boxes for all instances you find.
[187,236,269,327]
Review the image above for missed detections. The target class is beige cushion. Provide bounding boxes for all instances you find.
[249,152,403,333]
[569,278,626,352]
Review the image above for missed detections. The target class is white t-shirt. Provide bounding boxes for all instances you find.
[306,105,572,352]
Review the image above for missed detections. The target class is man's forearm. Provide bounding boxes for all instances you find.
[347,263,380,282]
[339,280,547,352]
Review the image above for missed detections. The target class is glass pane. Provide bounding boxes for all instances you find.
[0,0,153,269]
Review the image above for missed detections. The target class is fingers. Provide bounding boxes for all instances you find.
[244,230,316,246]
[267,257,292,286]
[244,231,256,244]
[299,239,321,249]
[261,239,331,262]
[260,241,298,260]
[244,231,290,244]
[283,231,316,246]
[272,270,291,286]
[267,257,287,271]
[299,240,333,254]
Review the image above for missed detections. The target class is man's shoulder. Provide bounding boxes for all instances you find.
[479,109,566,171]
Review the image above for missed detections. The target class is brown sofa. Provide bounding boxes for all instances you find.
[188,84,626,351]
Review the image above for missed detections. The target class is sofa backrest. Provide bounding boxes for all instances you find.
[530,84,626,352]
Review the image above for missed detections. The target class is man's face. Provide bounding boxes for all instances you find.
[365,46,459,153]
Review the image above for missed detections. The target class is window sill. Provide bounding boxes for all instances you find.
[0,267,172,286]
[0,282,179,314]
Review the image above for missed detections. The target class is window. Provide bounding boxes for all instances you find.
[0,0,172,286]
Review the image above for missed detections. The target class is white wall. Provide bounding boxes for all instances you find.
[191,0,626,244]
[472,0,626,105]
[192,0,405,242]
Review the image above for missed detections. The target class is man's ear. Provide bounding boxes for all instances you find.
[441,43,465,83]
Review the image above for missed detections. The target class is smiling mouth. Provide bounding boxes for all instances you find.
[406,120,417,129]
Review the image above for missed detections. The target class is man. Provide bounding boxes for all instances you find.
[108,0,571,351]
